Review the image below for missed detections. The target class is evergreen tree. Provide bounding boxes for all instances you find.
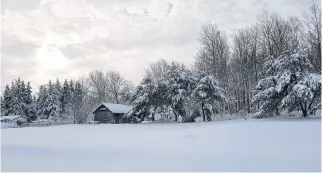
[61,79,71,114]
[55,78,63,114]
[38,81,61,120]
[7,78,29,117]
[165,62,196,122]
[253,48,321,118]
[24,82,35,120]
[127,77,154,122]
[1,84,11,116]
[192,73,227,121]
[70,81,85,124]
[37,85,47,118]
[69,80,75,95]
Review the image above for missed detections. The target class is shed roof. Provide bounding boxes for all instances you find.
[93,103,133,114]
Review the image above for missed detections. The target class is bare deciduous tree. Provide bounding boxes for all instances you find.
[302,1,321,72]
[195,22,230,86]
[258,11,301,58]
[88,70,133,104]
[106,70,134,104]
[88,70,109,103]
[145,59,170,83]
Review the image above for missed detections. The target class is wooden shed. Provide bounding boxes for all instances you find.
[92,103,133,124]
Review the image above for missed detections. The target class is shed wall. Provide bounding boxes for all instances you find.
[94,110,114,123]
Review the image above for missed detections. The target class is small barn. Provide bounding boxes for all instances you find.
[92,103,133,124]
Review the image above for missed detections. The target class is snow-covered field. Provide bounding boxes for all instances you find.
[1,119,321,172]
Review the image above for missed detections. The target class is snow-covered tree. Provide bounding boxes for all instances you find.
[55,79,63,114]
[61,79,72,114]
[36,85,47,117]
[165,62,196,122]
[1,84,12,116]
[127,77,154,122]
[8,79,26,116]
[38,81,61,120]
[253,48,321,118]
[2,78,35,121]
[24,81,36,120]
[192,73,227,121]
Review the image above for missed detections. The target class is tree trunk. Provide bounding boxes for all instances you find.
[247,92,251,113]
[308,93,317,115]
[173,111,178,121]
[300,103,308,117]
[140,112,147,122]
[275,108,279,116]
[152,112,155,121]
[234,91,238,113]
[201,102,206,121]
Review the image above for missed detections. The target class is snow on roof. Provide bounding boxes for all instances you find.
[101,103,133,114]
[0,115,27,121]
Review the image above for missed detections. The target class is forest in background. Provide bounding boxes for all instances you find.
[1,2,321,124]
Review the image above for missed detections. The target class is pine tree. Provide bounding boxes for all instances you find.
[7,78,28,116]
[126,77,153,122]
[192,73,227,121]
[165,62,195,122]
[253,48,321,118]
[1,84,12,116]
[24,81,36,120]
[69,80,75,95]
[71,81,85,124]
[37,85,47,118]
[61,79,71,114]
[55,78,63,114]
[38,81,61,120]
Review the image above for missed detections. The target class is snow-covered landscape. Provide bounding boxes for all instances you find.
[1,0,321,172]
[1,118,321,172]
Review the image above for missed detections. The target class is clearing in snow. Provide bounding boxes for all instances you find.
[1,118,321,172]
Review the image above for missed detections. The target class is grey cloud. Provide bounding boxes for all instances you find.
[1,33,38,57]
[1,0,41,11]
[1,55,37,91]
[60,45,83,59]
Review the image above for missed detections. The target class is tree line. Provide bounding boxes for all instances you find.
[1,71,134,124]
[127,3,321,122]
[1,2,321,123]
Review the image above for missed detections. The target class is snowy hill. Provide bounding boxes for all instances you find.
[1,118,320,172]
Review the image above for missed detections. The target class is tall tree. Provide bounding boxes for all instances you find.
[88,70,109,103]
[38,81,61,120]
[253,48,321,118]
[258,11,301,58]
[1,84,12,116]
[302,1,321,72]
[106,70,133,104]
[195,22,229,87]
[165,62,196,122]
[61,79,72,115]
[192,73,227,121]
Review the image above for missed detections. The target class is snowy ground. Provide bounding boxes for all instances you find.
[1,118,321,172]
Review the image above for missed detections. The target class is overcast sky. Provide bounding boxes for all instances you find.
[1,0,313,93]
